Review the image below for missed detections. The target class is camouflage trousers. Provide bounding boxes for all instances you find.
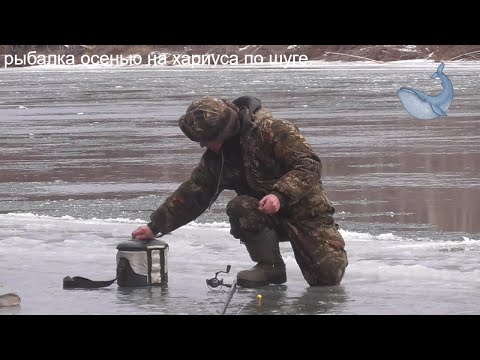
[226,195,348,286]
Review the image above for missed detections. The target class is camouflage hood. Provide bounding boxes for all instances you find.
[179,96,240,143]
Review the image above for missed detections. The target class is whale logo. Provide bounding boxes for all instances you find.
[397,62,454,120]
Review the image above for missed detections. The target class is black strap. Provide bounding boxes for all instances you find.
[63,276,116,289]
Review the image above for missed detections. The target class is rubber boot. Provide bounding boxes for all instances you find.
[237,228,287,288]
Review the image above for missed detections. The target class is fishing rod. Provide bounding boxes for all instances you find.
[205,265,237,315]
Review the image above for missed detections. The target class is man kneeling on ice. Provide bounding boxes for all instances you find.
[132,96,348,287]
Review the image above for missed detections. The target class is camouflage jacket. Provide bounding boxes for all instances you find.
[148,99,335,236]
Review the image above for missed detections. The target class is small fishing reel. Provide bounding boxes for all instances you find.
[206,265,234,290]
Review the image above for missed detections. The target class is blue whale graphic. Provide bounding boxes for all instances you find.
[397,62,454,120]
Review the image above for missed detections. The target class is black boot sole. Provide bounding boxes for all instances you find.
[236,278,269,288]
[236,274,287,288]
